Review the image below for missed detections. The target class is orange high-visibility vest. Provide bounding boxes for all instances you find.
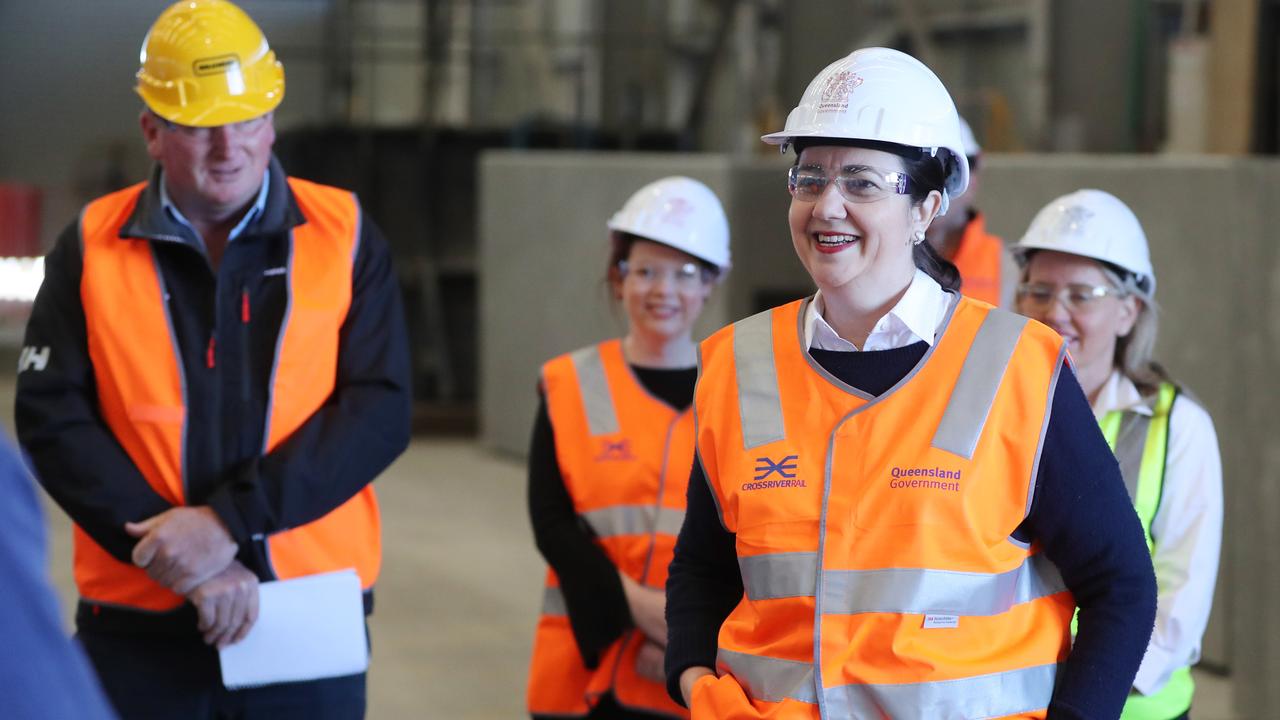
[952,213,1004,306]
[527,340,692,718]
[690,296,1074,719]
[75,179,380,611]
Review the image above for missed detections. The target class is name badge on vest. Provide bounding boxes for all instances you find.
[923,614,959,629]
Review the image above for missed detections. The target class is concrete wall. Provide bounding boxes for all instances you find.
[479,150,1280,715]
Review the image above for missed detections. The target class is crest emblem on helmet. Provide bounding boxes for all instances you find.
[818,71,864,112]
[1056,205,1095,235]
[659,197,695,227]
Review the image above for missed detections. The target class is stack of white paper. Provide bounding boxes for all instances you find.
[219,568,368,689]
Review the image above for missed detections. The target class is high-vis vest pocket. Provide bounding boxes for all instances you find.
[690,673,758,720]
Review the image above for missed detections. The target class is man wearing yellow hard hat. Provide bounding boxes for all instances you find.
[15,1,411,717]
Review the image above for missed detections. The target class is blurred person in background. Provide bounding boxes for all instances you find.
[14,1,411,717]
[924,116,1018,307]
[0,433,116,720]
[526,177,730,720]
[1015,189,1222,720]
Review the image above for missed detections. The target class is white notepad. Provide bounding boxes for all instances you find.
[219,569,368,689]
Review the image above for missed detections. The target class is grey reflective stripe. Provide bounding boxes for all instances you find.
[733,310,785,449]
[653,508,686,537]
[820,553,1066,616]
[262,232,295,453]
[739,552,818,600]
[569,345,619,436]
[932,309,1028,459]
[581,505,684,538]
[717,648,817,705]
[825,662,1059,718]
[1114,413,1151,503]
[542,586,567,616]
[1025,344,1069,519]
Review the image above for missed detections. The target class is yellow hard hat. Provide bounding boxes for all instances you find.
[136,0,285,127]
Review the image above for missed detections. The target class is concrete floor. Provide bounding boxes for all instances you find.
[0,378,1239,718]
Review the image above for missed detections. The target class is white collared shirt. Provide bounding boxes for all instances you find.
[803,269,956,351]
[1092,370,1223,696]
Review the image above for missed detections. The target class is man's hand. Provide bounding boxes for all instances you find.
[619,572,667,646]
[635,640,666,683]
[188,560,259,648]
[125,507,237,595]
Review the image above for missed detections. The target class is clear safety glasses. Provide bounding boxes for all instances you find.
[618,260,708,291]
[787,164,913,203]
[1016,282,1125,313]
[153,111,272,140]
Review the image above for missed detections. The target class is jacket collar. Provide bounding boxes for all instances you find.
[118,155,305,245]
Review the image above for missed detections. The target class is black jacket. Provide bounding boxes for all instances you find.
[15,157,412,629]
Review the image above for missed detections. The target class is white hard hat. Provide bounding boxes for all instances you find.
[607,176,731,270]
[958,116,981,157]
[761,47,970,212]
[1014,189,1156,296]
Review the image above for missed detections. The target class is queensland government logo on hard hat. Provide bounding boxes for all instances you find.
[818,71,864,112]
[193,54,241,76]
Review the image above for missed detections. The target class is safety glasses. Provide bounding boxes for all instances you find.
[1016,282,1125,313]
[152,111,272,140]
[787,164,913,203]
[618,260,708,290]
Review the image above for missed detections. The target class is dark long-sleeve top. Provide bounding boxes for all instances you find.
[15,157,412,631]
[665,342,1158,720]
[528,364,696,668]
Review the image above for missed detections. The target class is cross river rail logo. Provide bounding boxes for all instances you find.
[742,454,806,491]
[889,466,962,493]
[595,438,636,462]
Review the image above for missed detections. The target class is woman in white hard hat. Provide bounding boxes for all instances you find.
[1014,189,1222,720]
[526,177,730,720]
[664,48,1156,719]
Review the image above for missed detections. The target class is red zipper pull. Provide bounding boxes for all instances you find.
[241,288,250,323]
[206,335,216,368]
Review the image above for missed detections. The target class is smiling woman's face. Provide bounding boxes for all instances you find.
[1017,250,1139,384]
[615,239,712,345]
[787,146,927,295]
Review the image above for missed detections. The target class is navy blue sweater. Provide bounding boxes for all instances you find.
[664,342,1157,720]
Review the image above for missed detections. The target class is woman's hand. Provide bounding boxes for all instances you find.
[679,666,714,707]
[619,571,667,645]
